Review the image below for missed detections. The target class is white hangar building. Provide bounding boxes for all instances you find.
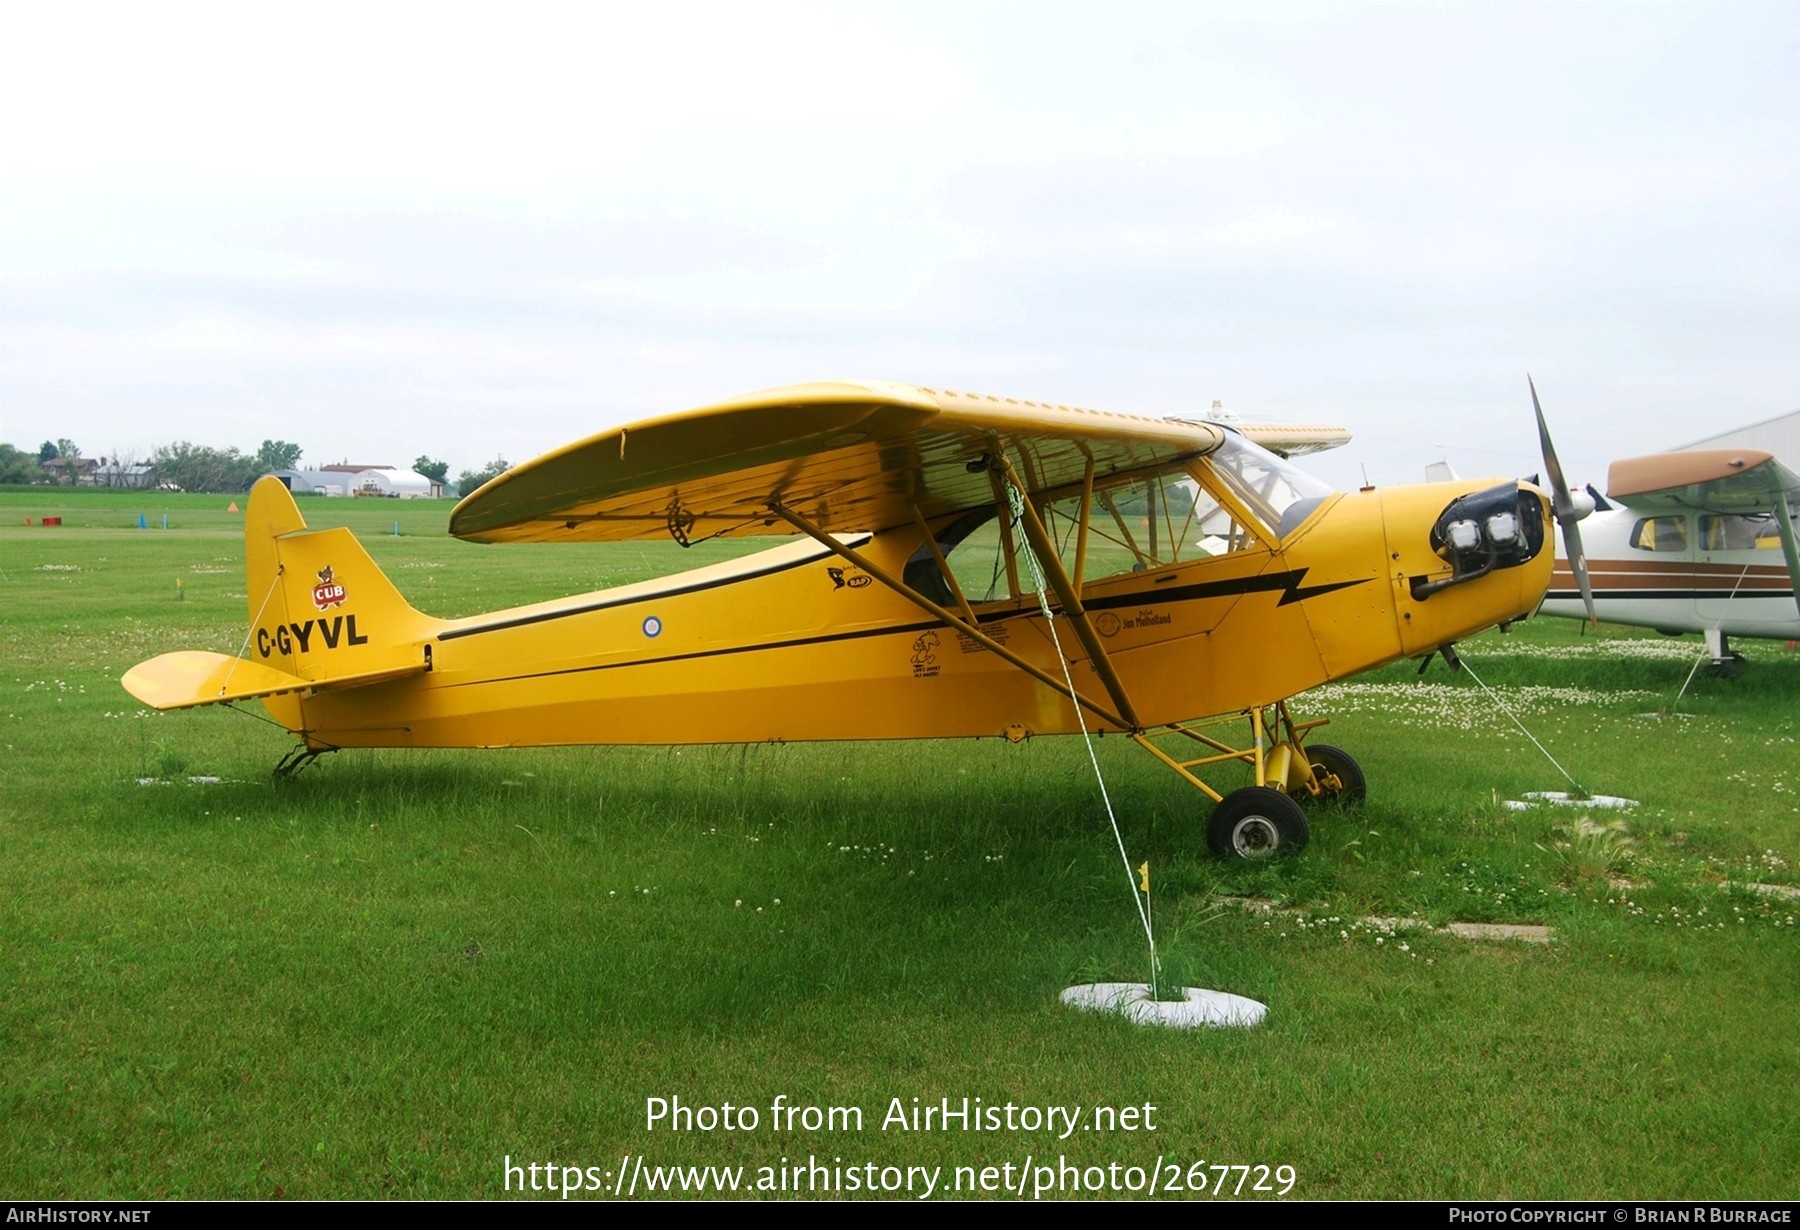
[1676,409,1800,464]
[275,465,437,498]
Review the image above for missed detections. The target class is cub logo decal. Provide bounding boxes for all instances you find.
[910,631,941,678]
[313,565,347,611]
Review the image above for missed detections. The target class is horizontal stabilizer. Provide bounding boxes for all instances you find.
[121,650,426,711]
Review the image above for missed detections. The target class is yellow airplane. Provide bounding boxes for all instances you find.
[123,381,1557,859]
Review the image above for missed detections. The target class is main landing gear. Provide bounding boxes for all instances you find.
[1207,787,1309,858]
[1132,702,1366,861]
[1702,627,1745,678]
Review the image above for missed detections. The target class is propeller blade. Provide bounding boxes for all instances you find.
[1530,375,1597,627]
[1561,513,1598,629]
[1531,376,1574,521]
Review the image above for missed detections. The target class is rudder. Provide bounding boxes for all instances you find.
[243,477,439,684]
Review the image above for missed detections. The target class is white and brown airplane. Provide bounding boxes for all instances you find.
[1534,408,1800,665]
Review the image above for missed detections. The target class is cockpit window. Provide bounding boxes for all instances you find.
[904,505,1013,606]
[1038,463,1263,583]
[902,435,1335,605]
[1204,433,1336,539]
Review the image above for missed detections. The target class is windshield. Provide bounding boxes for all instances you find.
[1203,433,1337,539]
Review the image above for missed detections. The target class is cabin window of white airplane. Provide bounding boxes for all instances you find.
[1700,513,1779,551]
[1629,515,1688,552]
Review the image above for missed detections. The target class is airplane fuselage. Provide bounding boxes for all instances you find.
[254,474,1552,750]
[1541,506,1800,641]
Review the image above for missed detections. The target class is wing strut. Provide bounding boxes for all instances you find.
[996,457,1142,730]
[768,502,1133,731]
[907,504,980,626]
[1071,457,1095,588]
[1771,494,1800,620]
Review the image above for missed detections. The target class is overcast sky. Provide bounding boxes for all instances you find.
[2,0,1795,493]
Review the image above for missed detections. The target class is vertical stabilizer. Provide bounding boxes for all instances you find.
[245,476,308,634]
[241,477,440,685]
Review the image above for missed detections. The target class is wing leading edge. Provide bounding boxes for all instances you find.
[449,381,1228,544]
[1607,449,1800,513]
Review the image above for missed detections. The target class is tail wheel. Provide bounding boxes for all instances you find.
[1303,744,1366,805]
[1207,787,1310,860]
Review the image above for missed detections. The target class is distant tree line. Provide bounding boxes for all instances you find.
[455,456,511,497]
[150,442,267,493]
[3,438,502,495]
[0,444,44,484]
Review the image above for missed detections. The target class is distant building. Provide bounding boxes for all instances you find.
[41,456,98,483]
[275,465,435,498]
[274,470,348,496]
[89,461,158,488]
[42,455,154,487]
[1676,409,1800,467]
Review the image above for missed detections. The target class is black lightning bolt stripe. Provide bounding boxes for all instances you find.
[1082,568,1369,612]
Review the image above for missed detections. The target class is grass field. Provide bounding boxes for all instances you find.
[2,487,1795,1200]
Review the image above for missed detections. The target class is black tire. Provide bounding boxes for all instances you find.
[1207,787,1310,860]
[1304,744,1367,806]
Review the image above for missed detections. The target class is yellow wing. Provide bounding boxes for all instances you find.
[449,381,1226,544]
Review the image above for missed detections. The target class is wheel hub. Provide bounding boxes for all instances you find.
[1230,815,1280,857]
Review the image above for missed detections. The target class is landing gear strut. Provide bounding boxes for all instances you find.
[1132,702,1366,861]
[1703,627,1744,677]
[1301,744,1367,806]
